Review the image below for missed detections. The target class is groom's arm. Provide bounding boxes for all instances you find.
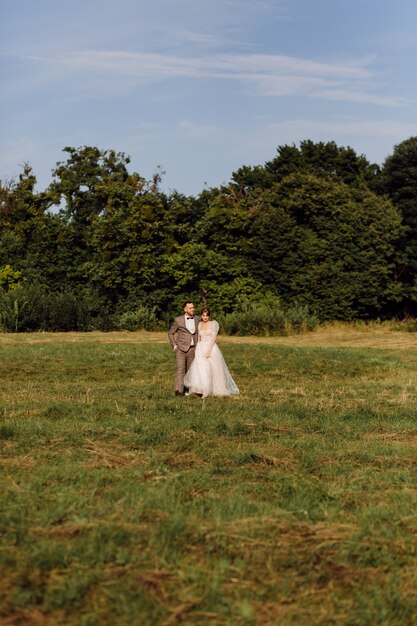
[168,318,179,350]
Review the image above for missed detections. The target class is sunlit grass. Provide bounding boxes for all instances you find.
[1,330,417,625]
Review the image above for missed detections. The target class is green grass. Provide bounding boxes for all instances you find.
[1,334,417,625]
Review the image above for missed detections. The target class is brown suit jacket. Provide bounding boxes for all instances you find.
[168,315,200,352]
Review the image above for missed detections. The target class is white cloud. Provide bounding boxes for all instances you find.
[48,50,372,81]
[314,89,408,107]
[25,49,399,107]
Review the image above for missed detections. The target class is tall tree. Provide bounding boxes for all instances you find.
[231,140,381,193]
[0,165,65,286]
[48,146,146,287]
[49,146,138,226]
[85,188,176,309]
[246,172,404,320]
[382,137,417,305]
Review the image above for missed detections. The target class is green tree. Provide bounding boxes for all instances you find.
[50,146,139,227]
[0,265,21,290]
[231,140,381,192]
[0,165,69,288]
[84,188,176,309]
[382,137,417,307]
[161,241,258,314]
[47,147,145,286]
[246,172,404,320]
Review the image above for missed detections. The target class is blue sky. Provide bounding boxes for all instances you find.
[1,0,417,195]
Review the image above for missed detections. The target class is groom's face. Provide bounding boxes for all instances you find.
[184,303,195,316]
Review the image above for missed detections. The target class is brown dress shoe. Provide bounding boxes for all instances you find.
[175,390,183,396]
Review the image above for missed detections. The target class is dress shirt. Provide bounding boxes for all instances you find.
[185,315,196,345]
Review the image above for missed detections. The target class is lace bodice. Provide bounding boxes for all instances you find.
[198,320,219,346]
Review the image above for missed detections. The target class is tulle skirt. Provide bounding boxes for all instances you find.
[184,342,239,397]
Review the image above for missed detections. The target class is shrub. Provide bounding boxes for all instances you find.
[389,317,417,332]
[116,306,159,331]
[219,299,318,336]
[285,303,319,333]
[0,285,96,332]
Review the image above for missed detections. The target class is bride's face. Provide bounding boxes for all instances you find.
[201,311,210,322]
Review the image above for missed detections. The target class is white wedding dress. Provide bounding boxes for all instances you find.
[184,321,239,398]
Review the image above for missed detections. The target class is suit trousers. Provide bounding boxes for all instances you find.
[175,346,196,393]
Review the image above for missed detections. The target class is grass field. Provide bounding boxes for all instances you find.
[1,327,417,625]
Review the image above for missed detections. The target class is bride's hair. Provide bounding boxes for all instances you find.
[201,306,210,316]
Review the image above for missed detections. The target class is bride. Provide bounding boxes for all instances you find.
[184,307,239,398]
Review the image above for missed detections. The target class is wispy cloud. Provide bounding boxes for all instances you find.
[27,49,401,107]
[41,49,373,80]
[314,89,408,107]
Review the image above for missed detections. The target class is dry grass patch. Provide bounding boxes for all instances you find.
[84,439,144,469]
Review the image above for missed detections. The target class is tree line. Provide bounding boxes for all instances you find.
[1,137,417,332]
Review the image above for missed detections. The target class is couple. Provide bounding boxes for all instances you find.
[168,301,239,398]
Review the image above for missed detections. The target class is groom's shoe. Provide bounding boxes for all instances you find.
[175,390,183,396]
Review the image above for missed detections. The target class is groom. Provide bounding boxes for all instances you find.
[168,301,200,396]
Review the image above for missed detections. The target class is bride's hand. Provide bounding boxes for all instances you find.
[205,352,211,358]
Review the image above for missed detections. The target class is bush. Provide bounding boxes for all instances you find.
[389,317,417,332]
[115,306,159,331]
[285,303,319,333]
[0,285,97,332]
[219,299,318,336]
